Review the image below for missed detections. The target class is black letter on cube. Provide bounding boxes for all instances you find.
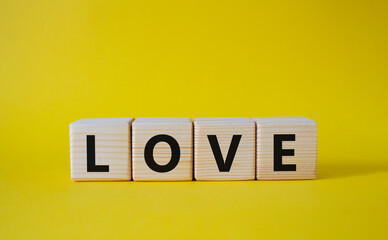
[207,135,242,172]
[87,135,109,172]
[144,134,180,173]
[274,134,296,171]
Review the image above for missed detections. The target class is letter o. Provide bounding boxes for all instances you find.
[144,134,180,173]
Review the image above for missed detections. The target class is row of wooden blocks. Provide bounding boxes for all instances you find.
[70,117,317,181]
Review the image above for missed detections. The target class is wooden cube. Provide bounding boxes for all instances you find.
[194,118,255,181]
[70,118,134,181]
[132,118,193,181]
[253,117,317,180]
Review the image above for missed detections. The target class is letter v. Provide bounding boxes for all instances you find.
[207,135,242,172]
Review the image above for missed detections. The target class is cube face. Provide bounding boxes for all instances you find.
[132,118,193,181]
[70,118,133,181]
[194,118,255,181]
[253,117,317,180]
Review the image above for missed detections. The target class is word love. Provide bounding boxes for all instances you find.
[70,117,317,181]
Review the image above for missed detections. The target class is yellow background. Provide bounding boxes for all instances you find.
[1,0,387,239]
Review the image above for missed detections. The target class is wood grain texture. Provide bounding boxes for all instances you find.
[194,118,255,181]
[70,118,134,181]
[132,118,193,181]
[253,117,317,180]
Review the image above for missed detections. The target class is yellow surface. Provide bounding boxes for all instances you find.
[0,0,387,239]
